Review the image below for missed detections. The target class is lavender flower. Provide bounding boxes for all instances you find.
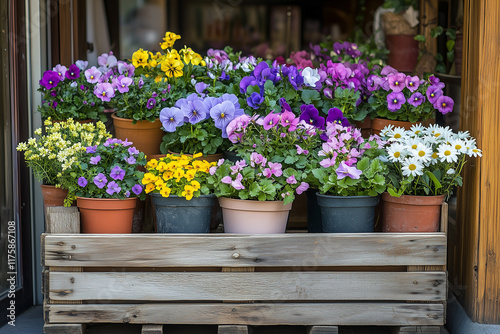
[78,177,87,187]
[110,166,125,180]
[387,92,406,112]
[280,111,299,131]
[132,184,143,195]
[184,100,208,124]
[405,75,420,92]
[94,82,115,102]
[262,112,280,131]
[86,145,97,154]
[336,161,362,180]
[90,155,101,165]
[128,147,139,155]
[93,173,107,189]
[296,182,309,195]
[106,181,121,195]
[210,101,236,137]
[147,98,156,110]
[231,173,245,190]
[250,153,267,167]
[75,60,88,71]
[388,73,406,92]
[435,95,454,114]
[286,175,298,184]
[426,86,443,104]
[160,107,184,132]
[113,75,133,93]
[408,92,425,107]
[52,64,67,79]
[124,156,137,164]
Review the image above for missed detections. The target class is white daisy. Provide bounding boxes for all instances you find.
[447,168,456,175]
[457,130,471,139]
[468,147,482,157]
[451,139,468,154]
[380,124,394,137]
[402,157,424,177]
[410,123,425,136]
[429,151,440,165]
[412,143,433,164]
[437,144,459,163]
[386,143,407,162]
[404,137,421,150]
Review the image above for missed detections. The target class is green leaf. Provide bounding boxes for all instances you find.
[446,40,455,52]
[284,156,298,164]
[447,50,455,63]
[425,171,442,191]
[357,157,369,171]
[431,26,444,38]
[414,34,426,42]
[301,89,320,104]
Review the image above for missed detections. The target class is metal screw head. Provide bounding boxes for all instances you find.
[232,253,240,259]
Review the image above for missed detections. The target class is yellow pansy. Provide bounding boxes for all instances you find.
[146,159,158,169]
[173,168,185,181]
[182,185,195,200]
[192,152,203,159]
[159,186,171,197]
[155,178,166,190]
[191,180,200,191]
[163,171,173,180]
[161,58,184,78]
[157,161,168,172]
[160,31,181,50]
[142,172,157,185]
[132,48,149,68]
[185,169,196,181]
[145,183,155,194]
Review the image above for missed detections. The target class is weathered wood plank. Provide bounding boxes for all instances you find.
[43,233,447,267]
[45,207,80,234]
[45,303,444,326]
[43,323,85,334]
[307,325,339,334]
[218,325,248,334]
[391,325,440,333]
[142,324,163,334]
[48,272,446,302]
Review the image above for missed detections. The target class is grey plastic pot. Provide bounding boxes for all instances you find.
[316,193,380,233]
[151,194,216,233]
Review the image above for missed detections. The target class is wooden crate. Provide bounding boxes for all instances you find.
[41,206,447,334]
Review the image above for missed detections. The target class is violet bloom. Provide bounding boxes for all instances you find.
[78,177,87,187]
[286,175,298,184]
[296,145,309,155]
[381,65,398,76]
[125,156,136,164]
[114,75,133,93]
[405,75,420,92]
[387,92,406,112]
[85,66,101,83]
[132,184,143,196]
[128,147,139,155]
[336,161,362,180]
[426,86,443,104]
[160,107,185,132]
[94,82,115,102]
[239,76,257,94]
[221,176,232,184]
[280,111,299,131]
[326,108,350,127]
[39,71,61,89]
[250,153,267,167]
[435,95,454,114]
[408,92,425,107]
[138,77,144,89]
[320,157,336,168]
[52,64,67,79]
[75,60,88,71]
[231,173,245,190]
[65,64,80,80]
[428,75,445,89]
[247,92,264,109]
[323,87,333,99]
[299,105,325,129]
[93,173,108,188]
[147,98,156,110]
[184,100,208,124]
[86,145,97,153]
[366,75,380,92]
[106,181,121,195]
[210,100,236,137]
[387,73,406,92]
[90,155,101,165]
[262,112,280,131]
[263,162,282,178]
[296,182,309,195]
[195,82,209,96]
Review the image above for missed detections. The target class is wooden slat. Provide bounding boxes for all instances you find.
[45,303,444,326]
[42,233,447,267]
[141,325,163,334]
[307,326,338,334]
[48,272,446,302]
[218,325,248,334]
[45,207,80,234]
[43,323,86,334]
[391,326,440,333]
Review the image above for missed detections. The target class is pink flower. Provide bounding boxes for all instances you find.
[250,152,267,167]
[231,173,245,190]
[296,145,309,155]
[286,175,298,184]
[320,157,336,168]
[209,166,217,175]
[280,111,299,131]
[296,182,309,195]
[221,176,232,184]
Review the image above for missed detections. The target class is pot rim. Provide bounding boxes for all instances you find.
[316,193,380,199]
[111,112,160,123]
[381,192,445,205]
[218,197,292,211]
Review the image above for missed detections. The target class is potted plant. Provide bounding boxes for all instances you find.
[109,31,206,157]
[379,124,482,232]
[61,138,147,233]
[16,118,111,214]
[159,92,244,160]
[38,61,108,122]
[368,68,454,133]
[310,123,388,233]
[142,153,216,233]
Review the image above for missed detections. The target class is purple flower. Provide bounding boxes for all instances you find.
[132,184,143,195]
[299,105,325,129]
[408,92,425,107]
[184,100,208,124]
[296,145,309,155]
[262,112,280,130]
[326,108,350,127]
[428,75,445,89]
[210,101,236,137]
[138,77,144,89]
[231,173,245,190]
[90,155,101,165]
[221,176,232,184]
[160,107,185,132]
[75,60,88,71]
[387,73,406,92]
[250,153,267,167]
[426,86,443,104]
[65,64,80,80]
[86,145,97,153]
[110,166,125,180]
[113,75,133,93]
[78,177,87,187]
[263,162,283,178]
[39,71,61,89]
[387,92,406,112]
[85,66,101,83]
[381,65,398,76]
[147,98,156,110]
[296,182,309,195]
[94,83,115,102]
[366,75,380,92]
[128,147,139,155]
[280,111,299,131]
[405,75,420,92]
[93,173,108,188]
[247,91,264,109]
[195,82,209,96]
[125,156,136,164]
[52,64,67,79]
[239,76,257,94]
[320,157,336,168]
[106,181,121,195]
[435,95,454,114]
[286,175,297,184]
[336,161,362,180]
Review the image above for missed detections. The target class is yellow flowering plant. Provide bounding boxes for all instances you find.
[142,153,215,200]
[16,118,111,186]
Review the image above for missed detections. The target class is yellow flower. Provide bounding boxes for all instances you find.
[142,172,157,185]
[160,31,181,50]
[182,185,195,200]
[161,58,184,78]
[173,168,185,181]
[192,152,203,159]
[155,178,165,189]
[132,48,149,68]
[159,186,171,197]
[165,161,179,170]
[145,183,155,194]
[191,180,200,191]
[163,171,173,180]
[146,159,158,169]
[185,169,196,181]
[157,161,168,172]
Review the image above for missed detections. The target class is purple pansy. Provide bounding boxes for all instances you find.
[262,112,280,131]
[93,173,107,189]
[110,166,125,181]
[326,108,350,127]
[94,83,115,102]
[75,60,88,71]
[231,173,245,190]
[52,64,67,79]
[125,156,136,164]
[39,71,61,90]
[85,66,101,84]
[434,95,454,114]
[184,100,208,124]
[280,111,299,131]
[78,177,87,187]
[387,73,406,92]
[90,155,101,165]
[210,100,236,137]
[147,98,156,110]
[286,175,298,184]
[299,105,325,129]
[132,184,143,196]
[106,181,121,195]
[86,145,97,154]
[405,75,420,92]
[408,92,425,107]
[160,107,185,132]
[426,86,443,104]
[113,75,133,93]
[65,64,80,80]
[387,92,406,112]
[247,91,264,109]
[250,153,267,167]
[128,147,139,155]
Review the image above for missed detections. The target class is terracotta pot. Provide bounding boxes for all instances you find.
[385,35,419,73]
[77,197,137,233]
[371,118,434,135]
[218,197,292,234]
[40,185,69,217]
[111,113,163,157]
[354,117,372,138]
[166,151,224,163]
[381,192,445,232]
